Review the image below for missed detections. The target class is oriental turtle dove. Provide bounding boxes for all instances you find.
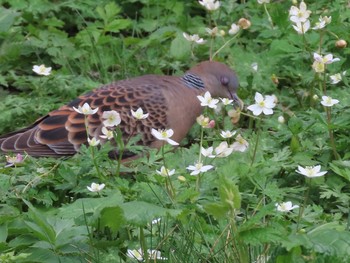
[0,61,240,157]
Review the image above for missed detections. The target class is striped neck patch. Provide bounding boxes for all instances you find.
[182,73,205,90]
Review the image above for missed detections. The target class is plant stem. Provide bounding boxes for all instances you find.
[325,107,340,160]
[140,227,149,263]
[264,3,274,29]
[230,210,249,263]
[162,145,175,199]
[250,119,261,167]
[296,179,310,231]
[84,116,102,178]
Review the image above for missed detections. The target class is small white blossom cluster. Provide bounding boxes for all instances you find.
[289,2,331,35]
[73,104,153,147]
[182,0,251,48]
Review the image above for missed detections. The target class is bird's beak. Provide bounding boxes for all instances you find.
[232,93,244,110]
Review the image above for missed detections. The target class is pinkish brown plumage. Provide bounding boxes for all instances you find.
[0,61,240,157]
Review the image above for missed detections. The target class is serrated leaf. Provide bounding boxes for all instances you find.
[170,34,190,60]
[0,7,20,33]
[240,224,286,245]
[203,203,229,219]
[105,19,131,33]
[58,192,124,219]
[120,201,181,226]
[0,223,7,242]
[100,206,126,232]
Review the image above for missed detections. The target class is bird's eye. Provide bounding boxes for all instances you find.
[220,76,229,86]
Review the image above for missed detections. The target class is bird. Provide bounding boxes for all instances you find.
[0,61,241,158]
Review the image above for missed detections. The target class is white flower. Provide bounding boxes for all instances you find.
[312,20,326,30]
[127,249,167,261]
[220,130,236,138]
[313,53,340,64]
[73,102,99,115]
[330,73,342,84]
[183,32,206,44]
[87,182,105,192]
[197,91,219,109]
[228,23,240,35]
[5,153,25,167]
[215,141,234,157]
[230,134,249,152]
[32,64,52,76]
[320,96,339,107]
[289,2,311,23]
[127,249,143,261]
[151,218,161,224]
[247,92,276,116]
[278,116,285,124]
[292,20,310,34]
[187,161,214,176]
[201,146,215,158]
[198,0,220,11]
[156,166,175,177]
[102,110,121,127]
[88,137,100,146]
[313,15,332,29]
[100,126,114,140]
[220,97,233,105]
[258,0,270,3]
[251,62,258,72]
[131,107,149,120]
[296,165,327,178]
[151,128,179,146]
[205,27,219,36]
[196,115,210,127]
[275,201,299,212]
[312,61,325,73]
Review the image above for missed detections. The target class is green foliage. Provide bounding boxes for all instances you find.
[1,0,350,262]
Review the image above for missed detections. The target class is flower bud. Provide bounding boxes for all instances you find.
[228,109,241,124]
[278,116,285,124]
[219,30,226,36]
[335,39,347,49]
[312,94,319,100]
[178,175,186,182]
[271,74,279,85]
[208,120,215,128]
[238,18,251,30]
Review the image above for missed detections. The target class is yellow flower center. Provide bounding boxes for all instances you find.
[258,101,265,107]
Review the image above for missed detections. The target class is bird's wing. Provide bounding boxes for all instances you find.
[0,77,170,156]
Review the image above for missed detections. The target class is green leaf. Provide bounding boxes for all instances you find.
[307,223,350,257]
[203,203,229,219]
[100,206,126,232]
[0,223,7,242]
[105,19,131,33]
[218,177,241,210]
[120,201,181,226]
[170,34,190,59]
[330,161,350,182]
[23,200,56,244]
[0,7,20,33]
[58,192,124,219]
[240,223,286,245]
[269,39,302,56]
